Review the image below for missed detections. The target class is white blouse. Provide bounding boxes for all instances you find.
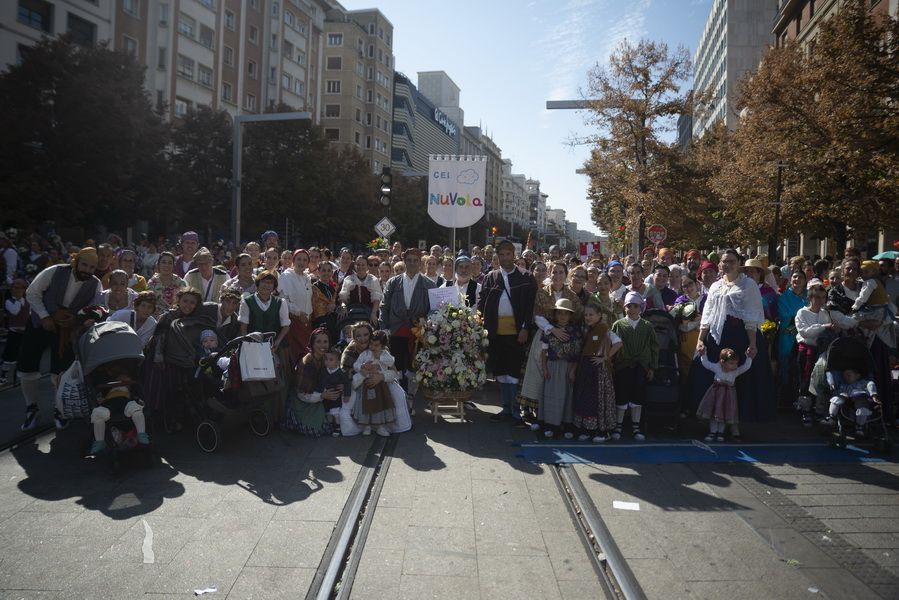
[700,354,752,386]
[700,274,764,343]
[339,273,383,304]
[795,307,857,346]
[278,268,313,316]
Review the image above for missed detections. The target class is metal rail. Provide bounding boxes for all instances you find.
[555,465,647,600]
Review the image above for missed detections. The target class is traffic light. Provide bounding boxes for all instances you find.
[378,167,392,207]
[491,226,498,235]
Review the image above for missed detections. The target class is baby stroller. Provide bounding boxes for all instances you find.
[820,336,891,453]
[160,309,218,433]
[338,304,374,333]
[193,332,278,453]
[643,309,680,435]
[78,321,151,472]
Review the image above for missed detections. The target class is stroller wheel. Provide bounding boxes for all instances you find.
[196,421,221,453]
[249,410,271,437]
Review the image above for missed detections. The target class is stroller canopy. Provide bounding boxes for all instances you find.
[78,321,145,377]
[823,336,873,379]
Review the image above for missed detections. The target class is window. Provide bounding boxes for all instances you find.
[249,25,258,44]
[386,34,391,47]
[378,27,383,39]
[198,65,213,87]
[297,49,306,64]
[225,10,234,30]
[294,79,303,95]
[365,135,371,149]
[366,112,371,125]
[324,128,340,141]
[282,73,290,90]
[198,0,215,9]
[376,115,380,128]
[248,60,257,79]
[269,66,276,81]
[283,40,294,59]
[271,34,278,50]
[159,3,168,25]
[245,93,256,111]
[367,89,373,102]
[123,35,138,57]
[325,104,340,117]
[124,0,138,17]
[368,44,374,58]
[367,66,373,80]
[175,97,189,116]
[378,48,382,62]
[327,33,343,46]
[326,56,341,70]
[355,108,361,122]
[325,80,340,93]
[178,13,195,38]
[177,54,194,78]
[67,14,96,47]
[271,2,279,15]
[200,25,214,49]
[155,89,165,110]
[285,10,294,26]
[356,61,363,76]
[356,85,362,99]
[223,45,233,66]
[355,131,360,145]
[157,47,166,69]
[249,0,258,9]
[368,23,375,35]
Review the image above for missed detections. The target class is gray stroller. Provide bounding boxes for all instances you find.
[78,321,151,471]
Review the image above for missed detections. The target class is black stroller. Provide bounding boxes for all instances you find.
[819,336,891,453]
[78,321,151,472]
[193,332,278,453]
[642,309,681,435]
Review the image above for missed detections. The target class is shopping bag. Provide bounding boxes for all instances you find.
[55,360,90,419]
[239,341,276,381]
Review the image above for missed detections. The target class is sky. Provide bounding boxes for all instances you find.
[343,0,713,236]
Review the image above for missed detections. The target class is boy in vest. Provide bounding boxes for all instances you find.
[610,292,658,441]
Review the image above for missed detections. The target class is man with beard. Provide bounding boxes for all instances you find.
[19,247,102,430]
[441,255,481,308]
[684,249,702,280]
[478,240,537,423]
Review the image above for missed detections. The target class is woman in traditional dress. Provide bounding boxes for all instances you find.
[118,249,147,292]
[284,328,336,436]
[776,269,807,399]
[518,261,583,425]
[280,249,314,366]
[311,260,338,338]
[744,258,779,323]
[147,252,187,317]
[221,253,257,297]
[673,275,705,383]
[690,249,774,434]
[101,270,138,312]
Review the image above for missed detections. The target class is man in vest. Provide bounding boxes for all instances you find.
[477,240,537,423]
[174,231,200,278]
[380,248,436,394]
[442,255,481,308]
[19,247,102,430]
[184,247,229,304]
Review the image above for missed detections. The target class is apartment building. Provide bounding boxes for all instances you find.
[3,0,333,123]
[390,71,460,174]
[319,6,394,173]
[500,159,527,237]
[526,179,547,235]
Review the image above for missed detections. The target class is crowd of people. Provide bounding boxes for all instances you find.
[1,225,896,449]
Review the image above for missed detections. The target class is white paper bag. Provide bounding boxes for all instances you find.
[239,341,276,381]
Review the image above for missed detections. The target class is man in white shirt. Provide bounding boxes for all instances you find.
[442,255,481,307]
[184,247,229,303]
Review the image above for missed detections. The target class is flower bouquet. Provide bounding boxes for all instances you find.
[413,303,489,420]
[366,237,389,251]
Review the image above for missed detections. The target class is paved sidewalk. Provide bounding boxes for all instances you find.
[351,389,602,600]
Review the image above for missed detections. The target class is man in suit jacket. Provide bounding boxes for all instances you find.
[441,255,481,308]
[184,247,229,304]
[477,240,537,423]
[380,247,436,392]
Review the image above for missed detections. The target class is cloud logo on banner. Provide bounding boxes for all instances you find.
[457,169,479,185]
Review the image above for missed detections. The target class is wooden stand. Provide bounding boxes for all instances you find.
[423,389,469,423]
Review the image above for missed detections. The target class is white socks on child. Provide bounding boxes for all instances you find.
[19,373,41,409]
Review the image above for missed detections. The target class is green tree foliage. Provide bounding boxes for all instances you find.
[0,37,168,229]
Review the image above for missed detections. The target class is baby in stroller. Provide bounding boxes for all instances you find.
[89,361,149,454]
[827,368,880,439]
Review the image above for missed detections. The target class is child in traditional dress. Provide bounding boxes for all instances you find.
[352,330,396,437]
[538,298,582,439]
[318,350,352,437]
[89,365,149,454]
[572,302,622,442]
[852,260,894,322]
[610,292,658,441]
[696,347,752,442]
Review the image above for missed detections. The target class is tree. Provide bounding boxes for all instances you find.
[0,37,168,230]
[164,106,233,237]
[582,39,693,250]
[709,0,899,252]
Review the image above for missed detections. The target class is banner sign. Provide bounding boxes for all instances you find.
[427,155,487,229]
[579,241,604,260]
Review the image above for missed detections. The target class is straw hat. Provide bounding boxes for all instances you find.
[554,298,576,313]
[743,258,766,271]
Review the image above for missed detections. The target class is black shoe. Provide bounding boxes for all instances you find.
[21,405,39,431]
[54,409,69,430]
[489,413,505,422]
[463,401,478,411]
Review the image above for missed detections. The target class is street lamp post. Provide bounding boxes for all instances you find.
[767,161,785,261]
[231,111,312,245]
